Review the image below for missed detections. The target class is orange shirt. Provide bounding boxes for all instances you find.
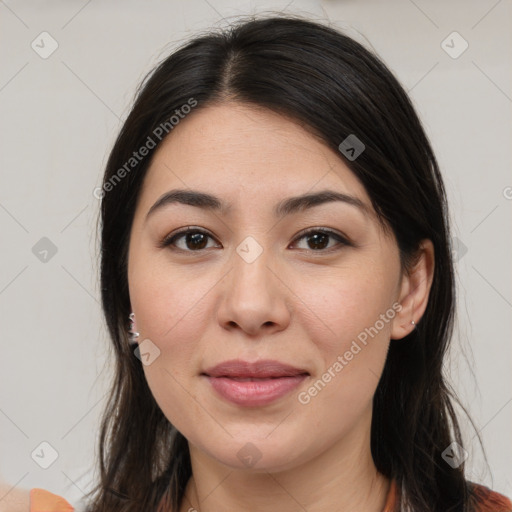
[30,479,512,511]
[30,488,74,511]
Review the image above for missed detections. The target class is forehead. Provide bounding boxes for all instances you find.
[139,102,371,213]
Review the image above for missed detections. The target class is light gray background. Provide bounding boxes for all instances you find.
[1,0,511,508]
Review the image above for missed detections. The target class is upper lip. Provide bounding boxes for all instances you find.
[202,359,309,378]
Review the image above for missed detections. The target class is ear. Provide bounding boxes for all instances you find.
[391,239,435,340]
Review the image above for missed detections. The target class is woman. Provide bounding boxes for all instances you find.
[26,14,511,512]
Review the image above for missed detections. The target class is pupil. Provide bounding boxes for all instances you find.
[187,232,207,250]
[309,233,328,250]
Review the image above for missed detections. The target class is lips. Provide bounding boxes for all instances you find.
[202,359,309,379]
[201,359,309,407]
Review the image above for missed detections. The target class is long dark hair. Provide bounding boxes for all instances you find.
[86,14,486,511]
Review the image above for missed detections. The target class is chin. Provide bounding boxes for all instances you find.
[191,431,311,473]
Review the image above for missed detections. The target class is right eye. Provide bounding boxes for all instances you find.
[159,227,220,252]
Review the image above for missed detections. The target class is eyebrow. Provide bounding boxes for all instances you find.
[145,188,369,222]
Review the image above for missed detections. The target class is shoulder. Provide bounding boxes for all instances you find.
[468,481,512,512]
[30,488,74,511]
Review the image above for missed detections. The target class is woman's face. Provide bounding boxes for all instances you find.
[127,102,414,472]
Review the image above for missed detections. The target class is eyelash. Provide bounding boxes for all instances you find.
[159,226,352,254]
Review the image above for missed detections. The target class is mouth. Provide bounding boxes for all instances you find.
[215,376,297,381]
[202,359,309,378]
[201,359,309,407]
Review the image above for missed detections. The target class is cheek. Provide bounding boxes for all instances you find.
[129,246,214,340]
[128,261,215,432]
[297,268,396,357]
[128,254,219,390]
[292,275,395,438]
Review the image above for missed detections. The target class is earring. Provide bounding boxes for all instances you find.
[128,312,140,342]
[411,320,416,326]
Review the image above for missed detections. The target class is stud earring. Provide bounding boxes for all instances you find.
[128,312,140,342]
[411,320,416,326]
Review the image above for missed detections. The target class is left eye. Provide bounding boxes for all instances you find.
[160,227,349,253]
[291,229,349,251]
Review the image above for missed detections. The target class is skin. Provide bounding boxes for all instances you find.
[127,102,434,512]
[0,481,29,512]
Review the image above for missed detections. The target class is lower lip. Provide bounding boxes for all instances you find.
[204,375,308,407]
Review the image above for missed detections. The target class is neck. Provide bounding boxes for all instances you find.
[179,408,391,512]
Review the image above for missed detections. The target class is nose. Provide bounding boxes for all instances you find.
[216,245,291,337]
